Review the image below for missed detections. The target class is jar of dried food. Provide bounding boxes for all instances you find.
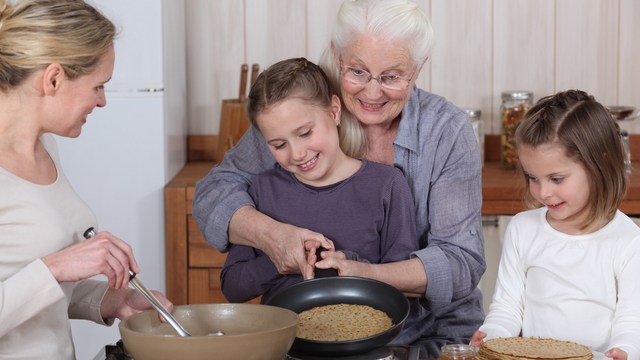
[463,108,484,165]
[438,344,479,360]
[500,90,533,169]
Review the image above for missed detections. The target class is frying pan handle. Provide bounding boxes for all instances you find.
[314,248,338,278]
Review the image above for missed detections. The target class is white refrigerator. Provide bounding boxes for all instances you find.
[54,1,187,358]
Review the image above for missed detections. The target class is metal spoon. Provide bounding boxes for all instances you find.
[83,228,192,336]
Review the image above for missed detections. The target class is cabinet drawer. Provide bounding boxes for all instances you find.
[188,268,227,304]
[188,216,227,267]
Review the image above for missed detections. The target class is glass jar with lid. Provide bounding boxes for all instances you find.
[438,344,479,360]
[463,108,484,166]
[500,90,533,169]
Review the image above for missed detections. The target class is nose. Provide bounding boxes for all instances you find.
[96,89,107,108]
[364,77,384,96]
[289,141,306,162]
[368,74,384,87]
[538,181,553,199]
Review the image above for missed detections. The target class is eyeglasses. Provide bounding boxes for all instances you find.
[340,61,417,91]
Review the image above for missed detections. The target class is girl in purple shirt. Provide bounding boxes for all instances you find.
[221,58,418,316]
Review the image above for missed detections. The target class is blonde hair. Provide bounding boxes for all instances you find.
[515,89,627,232]
[319,0,434,157]
[0,0,116,91]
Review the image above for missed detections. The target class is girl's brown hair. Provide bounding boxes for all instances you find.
[0,0,116,91]
[515,89,627,231]
[247,57,336,132]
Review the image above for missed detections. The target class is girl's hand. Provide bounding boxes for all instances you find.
[605,348,627,360]
[313,250,363,277]
[470,331,486,347]
[43,231,139,289]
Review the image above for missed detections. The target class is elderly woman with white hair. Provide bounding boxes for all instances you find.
[194,0,485,357]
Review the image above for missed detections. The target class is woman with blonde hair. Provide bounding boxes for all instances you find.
[0,1,171,357]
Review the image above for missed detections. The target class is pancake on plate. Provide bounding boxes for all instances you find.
[479,337,592,360]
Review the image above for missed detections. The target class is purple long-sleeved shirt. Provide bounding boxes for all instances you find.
[220,160,418,303]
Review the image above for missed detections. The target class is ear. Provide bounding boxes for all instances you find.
[330,94,342,126]
[42,63,65,95]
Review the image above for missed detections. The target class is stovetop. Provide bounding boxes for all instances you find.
[286,345,419,360]
[94,340,419,360]
[93,340,132,360]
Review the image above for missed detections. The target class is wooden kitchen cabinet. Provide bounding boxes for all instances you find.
[165,161,259,305]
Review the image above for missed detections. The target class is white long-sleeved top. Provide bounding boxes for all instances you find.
[0,134,109,359]
[479,207,640,359]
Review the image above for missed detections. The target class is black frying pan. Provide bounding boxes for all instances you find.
[264,276,410,356]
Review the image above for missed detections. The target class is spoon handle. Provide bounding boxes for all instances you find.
[83,227,191,336]
[127,272,191,336]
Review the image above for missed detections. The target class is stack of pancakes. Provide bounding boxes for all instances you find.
[479,337,592,360]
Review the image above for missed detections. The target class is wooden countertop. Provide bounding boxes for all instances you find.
[172,133,640,217]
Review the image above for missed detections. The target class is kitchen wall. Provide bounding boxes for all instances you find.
[185,0,640,137]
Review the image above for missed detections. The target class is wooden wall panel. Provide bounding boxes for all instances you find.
[306,0,343,63]
[492,0,555,133]
[185,0,640,136]
[619,0,640,133]
[245,0,307,67]
[555,0,618,104]
[430,0,492,130]
[185,0,245,134]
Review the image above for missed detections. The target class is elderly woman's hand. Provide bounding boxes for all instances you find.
[263,223,332,277]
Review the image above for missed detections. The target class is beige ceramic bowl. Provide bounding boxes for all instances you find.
[119,303,298,360]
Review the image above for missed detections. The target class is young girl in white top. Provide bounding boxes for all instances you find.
[471,90,640,360]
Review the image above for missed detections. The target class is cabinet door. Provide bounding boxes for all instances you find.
[188,216,226,267]
[189,268,225,304]
[188,268,261,304]
[479,216,512,314]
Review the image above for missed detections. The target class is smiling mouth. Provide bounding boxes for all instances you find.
[299,154,318,170]
[546,202,563,208]
[359,100,386,110]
